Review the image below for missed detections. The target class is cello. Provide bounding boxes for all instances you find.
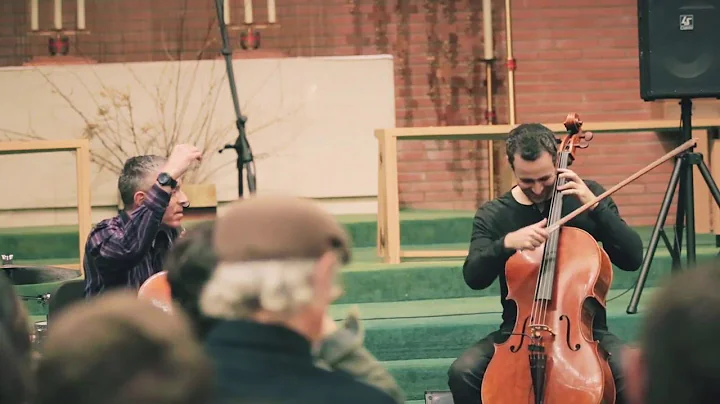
[137,271,174,313]
[479,115,697,403]
[136,226,187,313]
[481,113,615,404]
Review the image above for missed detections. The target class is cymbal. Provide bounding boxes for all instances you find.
[1,264,74,271]
[1,265,81,285]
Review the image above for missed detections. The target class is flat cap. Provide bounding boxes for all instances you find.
[214,195,351,264]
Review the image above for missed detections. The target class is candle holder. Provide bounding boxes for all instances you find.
[240,27,261,50]
[48,34,70,56]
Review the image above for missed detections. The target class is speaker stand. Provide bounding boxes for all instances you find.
[627,98,720,314]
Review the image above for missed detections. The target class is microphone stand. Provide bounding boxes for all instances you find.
[214,0,257,197]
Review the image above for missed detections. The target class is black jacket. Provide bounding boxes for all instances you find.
[204,319,396,404]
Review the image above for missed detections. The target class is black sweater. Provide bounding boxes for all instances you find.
[463,179,644,330]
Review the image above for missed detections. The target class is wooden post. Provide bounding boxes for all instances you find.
[0,139,92,276]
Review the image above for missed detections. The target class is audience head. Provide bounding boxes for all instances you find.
[165,220,219,338]
[199,195,351,343]
[623,262,720,404]
[0,274,33,404]
[35,291,213,404]
[118,155,188,228]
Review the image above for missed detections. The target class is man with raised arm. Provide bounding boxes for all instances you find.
[83,144,201,298]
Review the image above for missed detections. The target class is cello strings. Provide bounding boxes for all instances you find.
[539,153,565,326]
[529,154,553,329]
[545,153,567,324]
[530,149,566,325]
[537,151,567,328]
[530,150,562,328]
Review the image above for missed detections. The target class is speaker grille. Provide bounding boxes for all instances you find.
[638,0,720,100]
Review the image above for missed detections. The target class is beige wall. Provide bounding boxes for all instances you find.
[0,55,395,227]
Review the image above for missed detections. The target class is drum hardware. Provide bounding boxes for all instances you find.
[1,253,13,265]
[31,320,48,351]
[19,293,52,351]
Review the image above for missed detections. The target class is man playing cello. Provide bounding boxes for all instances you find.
[447,123,644,404]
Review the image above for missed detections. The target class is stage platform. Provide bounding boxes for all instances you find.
[3,209,718,402]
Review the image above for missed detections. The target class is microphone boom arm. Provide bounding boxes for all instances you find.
[214,0,257,196]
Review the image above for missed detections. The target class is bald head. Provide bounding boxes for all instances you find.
[214,195,351,265]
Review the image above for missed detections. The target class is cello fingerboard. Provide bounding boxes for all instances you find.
[535,151,571,301]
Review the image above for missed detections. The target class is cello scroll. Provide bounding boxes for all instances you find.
[561,113,595,163]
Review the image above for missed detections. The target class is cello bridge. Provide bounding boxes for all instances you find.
[528,324,555,338]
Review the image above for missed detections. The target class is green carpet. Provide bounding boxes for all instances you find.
[3,209,714,261]
[5,210,716,402]
[331,289,657,401]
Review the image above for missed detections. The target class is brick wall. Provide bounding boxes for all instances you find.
[511,1,676,226]
[0,0,678,225]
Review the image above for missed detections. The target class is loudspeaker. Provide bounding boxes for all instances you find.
[637,0,720,100]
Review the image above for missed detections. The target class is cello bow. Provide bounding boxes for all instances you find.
[546,137,697,234]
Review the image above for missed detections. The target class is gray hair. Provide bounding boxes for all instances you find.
[118,155,167,209]
[199,259,340,321]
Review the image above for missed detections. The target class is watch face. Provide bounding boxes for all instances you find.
[158,173,174,186]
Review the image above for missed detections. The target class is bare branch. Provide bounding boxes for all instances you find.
[0,127,43,140]
[2,1,309,185]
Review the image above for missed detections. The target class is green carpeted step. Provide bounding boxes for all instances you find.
[0,210,475,260]
[334,245,716,304]
[330,288,655,363]
[12,244,713,317]
[1,208,716,260]
[385,357,454,401]
[338,210,475,249]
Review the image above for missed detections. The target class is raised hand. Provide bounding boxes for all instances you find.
[162,144,203,180]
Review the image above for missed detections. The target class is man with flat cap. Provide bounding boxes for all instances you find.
[199,195,396,404]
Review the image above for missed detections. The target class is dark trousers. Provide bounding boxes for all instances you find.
[447,328,627,404]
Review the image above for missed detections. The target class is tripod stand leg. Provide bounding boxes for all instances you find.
[696,159,720,209]
[685,155,696,265]
[627,156,684,314]
[671,165,686,269]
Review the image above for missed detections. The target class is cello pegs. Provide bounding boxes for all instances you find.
[563,112,583,135]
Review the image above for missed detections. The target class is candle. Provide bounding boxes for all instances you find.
[77,0,85,30]
[244,0,253,24]
[30,0,39,31]
[483,0,493,60]
[54,0,62,30]
[267,0,276,23]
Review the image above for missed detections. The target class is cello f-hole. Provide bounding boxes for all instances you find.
[510,317,530,353]
[559,314,581,351]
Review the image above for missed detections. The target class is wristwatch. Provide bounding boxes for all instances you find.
[157,172,177,189]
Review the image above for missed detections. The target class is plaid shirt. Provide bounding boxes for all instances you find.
[83,183,179,298]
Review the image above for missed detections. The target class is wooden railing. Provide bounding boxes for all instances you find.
[0,139,92,275]
[375,118,720,264]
